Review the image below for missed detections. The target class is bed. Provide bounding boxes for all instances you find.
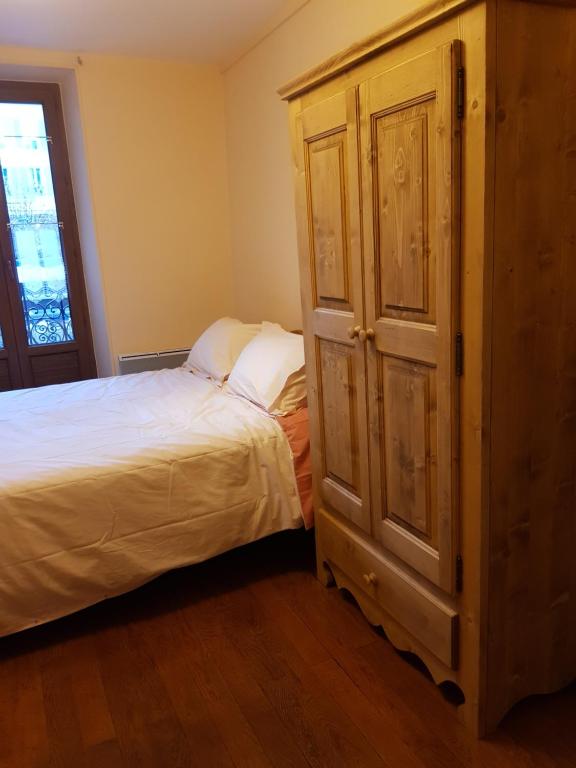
[0,365,310,637]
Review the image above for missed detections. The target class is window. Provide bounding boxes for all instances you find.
[0,82,95,390]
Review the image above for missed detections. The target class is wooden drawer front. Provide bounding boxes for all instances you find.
[318,508,458,668]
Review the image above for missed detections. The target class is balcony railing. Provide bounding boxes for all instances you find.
[19,283,74,346]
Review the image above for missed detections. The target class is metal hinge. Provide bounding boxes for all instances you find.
[455,332,464,377]
[456,66,465,120]
[456,554,463,592]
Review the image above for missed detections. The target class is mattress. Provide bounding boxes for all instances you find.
[0,369,303,637]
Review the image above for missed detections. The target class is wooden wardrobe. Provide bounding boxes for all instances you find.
[281,0,576,736]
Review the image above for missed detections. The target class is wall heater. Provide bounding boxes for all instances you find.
[118,348,190,375]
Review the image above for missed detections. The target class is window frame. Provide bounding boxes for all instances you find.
[0,80,95,388]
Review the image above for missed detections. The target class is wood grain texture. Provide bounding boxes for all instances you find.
[361,41,460,593]
[377,103,430,317]
[288,5,484,734]
[382,357,437,545]
[485,0,576,732]
[1,531,576,767]
[318,507,458,668]
[517,0,576,5]
[286,0,576,739]
[318,339,359,493]
[292,89,372,535]
[446,1,492,737]
[308,133,351,309]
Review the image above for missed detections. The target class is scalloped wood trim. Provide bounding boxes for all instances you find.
[317,507,458,668]
[326,561,462,692]
[278,0,479,100]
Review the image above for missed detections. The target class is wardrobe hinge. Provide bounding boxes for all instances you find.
[455,332,464,377]
[456,66,465,120]
[456,554,463,593]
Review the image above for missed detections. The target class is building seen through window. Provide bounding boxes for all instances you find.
[0,102,74,346]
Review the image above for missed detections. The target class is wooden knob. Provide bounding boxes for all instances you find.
[363,572,378,586]
[358,328,375,343]
[347,325,361,340]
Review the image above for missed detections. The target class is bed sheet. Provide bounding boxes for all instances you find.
[277,406,313,529]
[0,369,303,636]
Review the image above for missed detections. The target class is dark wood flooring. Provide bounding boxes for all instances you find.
[1,529,575,768]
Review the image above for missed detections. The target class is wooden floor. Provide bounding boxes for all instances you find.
[1,530,575,768]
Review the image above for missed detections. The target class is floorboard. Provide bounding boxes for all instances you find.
[0,529,574,768]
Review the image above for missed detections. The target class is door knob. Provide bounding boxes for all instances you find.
[347,325,361,340]
[363,572,378,586]
[358,328,375,343]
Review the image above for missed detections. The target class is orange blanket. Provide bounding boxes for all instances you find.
[277,406,313,529]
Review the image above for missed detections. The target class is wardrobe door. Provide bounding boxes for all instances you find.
[294,89,371,532]
[360,42,461,591]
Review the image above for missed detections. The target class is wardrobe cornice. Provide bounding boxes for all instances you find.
[278,0,479,100]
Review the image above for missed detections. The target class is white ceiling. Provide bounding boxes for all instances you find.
[0,0,307,65]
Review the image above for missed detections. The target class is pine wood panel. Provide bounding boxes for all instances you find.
[382,357,438,546]
[287,5,488,735]
[284,0,576,737]
[292,89,371,534]
[308,132,351,310]
[360,42,461,592]
[318,507,458,668]
[455,1,492,736]
[485,0,576,732]
[377,101,434,321]
[521,0,576,5]
[318,339,359,493]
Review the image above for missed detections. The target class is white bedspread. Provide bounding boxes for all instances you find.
[0,369,303,636]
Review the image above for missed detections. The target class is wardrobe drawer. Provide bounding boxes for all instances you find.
[318,508,458,669]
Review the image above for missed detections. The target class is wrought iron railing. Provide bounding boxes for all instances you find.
[19,283,74,345]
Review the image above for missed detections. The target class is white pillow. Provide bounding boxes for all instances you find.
[184,318,261,384]
[226,322,307,415]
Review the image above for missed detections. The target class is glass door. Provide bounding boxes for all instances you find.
[0,258,20,390]
[0,81,95,389]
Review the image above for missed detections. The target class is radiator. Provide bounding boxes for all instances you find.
[118,348,190,375]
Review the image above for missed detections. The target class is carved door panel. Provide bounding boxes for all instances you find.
[294,89,371,532]
[360,42,461,591]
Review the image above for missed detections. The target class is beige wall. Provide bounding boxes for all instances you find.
[0,3,432,372]
[0,46,233,374]
[224,0,426,330]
